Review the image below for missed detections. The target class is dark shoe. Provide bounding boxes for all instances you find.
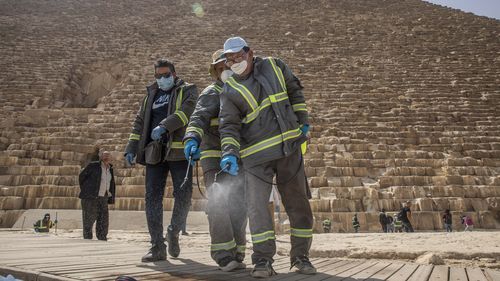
[141,244,166,262]
[290,256,316,275]
[166,226,180,258]
[182,231,189,236]
[218,256,240,272]
[251,259,277,278]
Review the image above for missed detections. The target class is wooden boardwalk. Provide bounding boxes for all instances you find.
[0,232,498,281]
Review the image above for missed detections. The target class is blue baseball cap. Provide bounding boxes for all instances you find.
[223,36,248,54]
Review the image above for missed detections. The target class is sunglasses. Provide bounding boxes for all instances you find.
[154,72,172,79]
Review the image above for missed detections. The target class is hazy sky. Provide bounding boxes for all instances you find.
[423,0,500,20]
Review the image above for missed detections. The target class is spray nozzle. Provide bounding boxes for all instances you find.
[214,163,230,183]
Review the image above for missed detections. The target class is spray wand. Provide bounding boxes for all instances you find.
[214,163,229,183]
[180,155,193,190]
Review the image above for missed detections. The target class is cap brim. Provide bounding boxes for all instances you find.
[211,58,226,65]
[223,46,244,54]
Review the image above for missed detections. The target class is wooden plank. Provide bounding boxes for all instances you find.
[484,269,500,281]
[292,259,349,281]
[449,267,468,281]
[387,263,419,281]
[63,254,219,280]
[466,268,488,281]
[366,263,405,281]
[408,265,433,281]
[347,261,391,280]
[269,259,344,281]
[323,261,379,281]
[282,259,353,281]
[428,265,449,281]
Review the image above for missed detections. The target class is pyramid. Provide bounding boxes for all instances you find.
[0,0,499,232]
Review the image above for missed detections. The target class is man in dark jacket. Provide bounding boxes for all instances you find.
[218,37,315,278]
[183,49,247,272]
[443,209,452,232]
[379,208,388,233]
[78,151,115,241]
[124,59,198,262]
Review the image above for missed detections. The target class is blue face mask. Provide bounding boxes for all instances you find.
[156,76,174,91]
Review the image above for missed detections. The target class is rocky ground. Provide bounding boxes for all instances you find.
[11,229,500,269]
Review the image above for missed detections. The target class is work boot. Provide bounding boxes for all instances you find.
[290,256,316,275]
[166,226,180,258]
[141,244,166,262]
[250,259,277,278]
[218,256,240,272]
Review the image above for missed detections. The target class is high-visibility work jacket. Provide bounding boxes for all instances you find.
[125,79,198,164]
[219,57,308,167]
[184,81,224,171]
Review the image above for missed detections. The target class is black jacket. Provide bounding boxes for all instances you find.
[78,161,116,204]
[125,79,198,164]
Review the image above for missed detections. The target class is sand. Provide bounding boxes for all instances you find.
[10,228,498,269]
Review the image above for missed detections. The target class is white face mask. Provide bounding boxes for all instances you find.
[220,70,234,82]
[230,60,248,75]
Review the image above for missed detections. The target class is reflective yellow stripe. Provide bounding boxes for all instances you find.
[200,150,221,160]
[290,228,313,238]
[171,142,183,149]
[301,141,307,155]
[143,96,148,110]
[221,137,240,149]
[186,126,204,138]
[252,230,275,244]
[210,118,219,126]
[237,245,246,253]
[242,91,288,124]
[241,128,301,158]
[175,111,189,126]
[211,239,237,252]
[292,103,307,112]
[226,77,258,111]
[176,87,184,110]
[129,133,140,141]
[212,84,223,93]
[268,57,286,92]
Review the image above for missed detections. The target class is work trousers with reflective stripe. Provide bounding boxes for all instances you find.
[245,148,313,264]
[145,160,192,246]
[205,168,247,264]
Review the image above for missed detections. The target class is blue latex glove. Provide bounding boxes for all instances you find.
[220,155,238,176]
[300,124,310,135]
[125,153,136,166]
[151,126,167,141]
[184,139,201,161]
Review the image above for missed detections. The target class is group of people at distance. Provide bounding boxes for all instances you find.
[121,36,315,278]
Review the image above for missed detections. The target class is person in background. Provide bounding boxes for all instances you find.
[34,213,57,233]
[78,151,116,241]
[394,215,403,233]
[352,214,360,233]
[398,201,414,232]
[386,213,394,233]
[442,209,452,232]
[379,208,388,233]
[322,218,332,233]
[462,215,474,232]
